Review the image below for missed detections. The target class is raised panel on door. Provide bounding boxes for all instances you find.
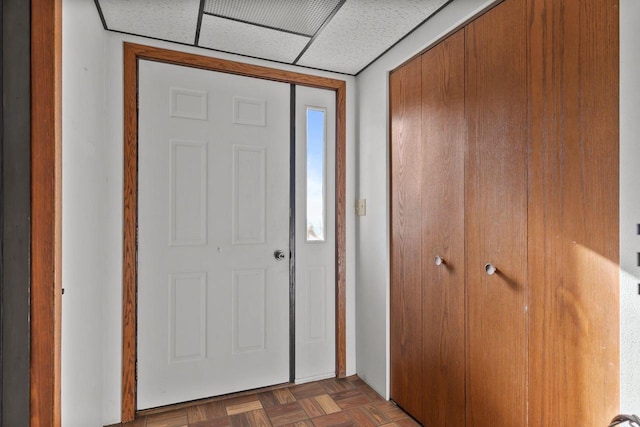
[465,0,528,425]
[389,55,423,420]
[421,29,466,427]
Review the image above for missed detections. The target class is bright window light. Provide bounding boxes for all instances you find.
[306,107,326,242]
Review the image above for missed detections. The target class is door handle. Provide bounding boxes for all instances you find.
[274,250,286,261]
[485,263,497,275]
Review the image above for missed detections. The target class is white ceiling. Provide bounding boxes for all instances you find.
[95,0,451,75]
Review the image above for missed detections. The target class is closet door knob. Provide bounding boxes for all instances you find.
[485,263,497,275]
[434,255,445,266]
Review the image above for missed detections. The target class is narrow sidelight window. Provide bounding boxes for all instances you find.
[306,107,326,242]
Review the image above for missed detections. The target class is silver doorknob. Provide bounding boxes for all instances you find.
[274,250,286,261]
[434,255,445,266]
[485,263,497,275]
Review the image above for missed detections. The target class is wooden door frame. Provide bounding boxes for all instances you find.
[30,0,63,425]
[121,42,347,422]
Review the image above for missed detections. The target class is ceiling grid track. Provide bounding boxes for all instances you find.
[92,0,108,30]
[293,0,346,65]
[95,0,453,75]
[194,0,206,45]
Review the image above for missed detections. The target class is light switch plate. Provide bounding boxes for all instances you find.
[355,199,366,216]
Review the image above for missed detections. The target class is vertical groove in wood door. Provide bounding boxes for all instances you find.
[527,0,620,424]
[420,30,466,427]
[389,56,423,420]
[465,0,528,425]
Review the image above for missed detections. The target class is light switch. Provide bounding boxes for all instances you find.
[355,199,366,216]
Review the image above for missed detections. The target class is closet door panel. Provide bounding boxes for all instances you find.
[465,0,528,425]
[389,56,423,419]
[528,0,619,424]
[421,29,466,427]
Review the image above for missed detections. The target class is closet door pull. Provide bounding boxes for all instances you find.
[434,255,445,266]
[485,263,497,275]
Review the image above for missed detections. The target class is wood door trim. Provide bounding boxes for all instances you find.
[29,0,62,427]
[121,42,347,422]
[30,0,63,425]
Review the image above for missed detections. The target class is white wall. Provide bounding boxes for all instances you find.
[63,5,357,425]
[620,0,640,414]
[354,0,499,399]
[61,0,107,426]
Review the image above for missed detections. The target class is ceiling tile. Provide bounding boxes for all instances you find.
[99,0,200,44]
[296,0,449,74]
[204,0,343,36]
[198,14,311,63]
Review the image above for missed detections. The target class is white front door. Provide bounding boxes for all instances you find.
[137,60,290,410]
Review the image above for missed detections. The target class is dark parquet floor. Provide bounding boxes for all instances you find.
[112,375,419,427]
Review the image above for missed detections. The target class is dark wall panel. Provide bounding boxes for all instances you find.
[1,0,31,425]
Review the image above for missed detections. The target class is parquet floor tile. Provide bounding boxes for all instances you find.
[331,390,372,410]
[230,409,272,427]
[310,411,354,427]
[113,376,419,427]
[264,401,308,426]
[226,400,263,416]
[188,401,227,423]
[313,395,341,415]
[146,409,188,427]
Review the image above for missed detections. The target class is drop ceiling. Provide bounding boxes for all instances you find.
[95,0,451,75]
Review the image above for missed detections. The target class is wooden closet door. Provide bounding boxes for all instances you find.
[527,0,619,424]
[465,0,528,425]
[421,30,466,427]
[390,56,423,419]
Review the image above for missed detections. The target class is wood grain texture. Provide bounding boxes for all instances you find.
[465,0,528,425]
[30,0,62,425]
[121,42,139,423]
[124,43,345,90]
[225,400,263,416]
[527,0,620,424]
[314,395,342,415]
[121,42,348,421]
[389,56,423,420]
[116,376,406,427]
[335,81,347,378]
[420,29,466,427]
[146,410,188,427]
